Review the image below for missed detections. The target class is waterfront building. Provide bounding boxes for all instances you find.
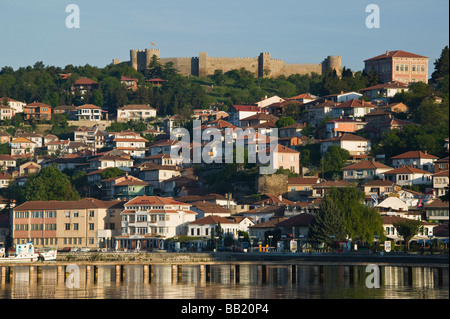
[116,196,197,250]
[11,198,122,250]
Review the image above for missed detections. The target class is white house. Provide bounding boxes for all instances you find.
[88,154,134,172]
[381,215,437,244]
[112,131,148,158]
[342,160,393,182]
[323,91,363,103]
[320,133,371,156]
[117,104,157,122]
[116,196,197,250]
[382,166,433,186]
[256,96,285,108]
[1,97,26,113]
[227,105,262,127]
[75,104,103,121]
[331,99,377,120]
[391,151,439,173]
[359,81,409,99]
[187,215,254,239]
[9,137,36,157]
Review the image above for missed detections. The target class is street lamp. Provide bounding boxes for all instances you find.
[268,235,273,252]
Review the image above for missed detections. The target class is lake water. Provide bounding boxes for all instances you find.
[0,264,448,299]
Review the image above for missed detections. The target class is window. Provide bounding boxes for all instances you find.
[65,211,70,218]
[400,65,404,71]
[89,223,94,230]
[73,223,79,230]
[89,210,95,217]
[65,223,70,230]
[421,65,425,72]
[405,65,408,71]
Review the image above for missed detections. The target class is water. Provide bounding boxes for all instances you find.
[0,264,448,299]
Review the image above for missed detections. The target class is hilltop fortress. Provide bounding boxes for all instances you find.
[113,49,342,78]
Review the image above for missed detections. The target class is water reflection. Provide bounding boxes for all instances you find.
[0,264,448,299]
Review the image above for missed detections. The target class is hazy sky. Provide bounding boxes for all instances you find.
[0,0,448,72]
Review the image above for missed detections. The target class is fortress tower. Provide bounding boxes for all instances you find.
[322,56,342,76]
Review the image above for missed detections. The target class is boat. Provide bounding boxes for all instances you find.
[0,242,57,263]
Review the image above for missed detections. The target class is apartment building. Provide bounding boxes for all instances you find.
[11,198,122,250]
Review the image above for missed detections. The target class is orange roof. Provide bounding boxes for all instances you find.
[74,77,99,85]
[365,50,428,61]
[391,151,438,160]
[11,137,34,144]
[383,166,432,175]
[75,104,101,109]
[342,160,392,170]
[125,196,188,207]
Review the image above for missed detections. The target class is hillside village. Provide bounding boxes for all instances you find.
[0,48,448,255]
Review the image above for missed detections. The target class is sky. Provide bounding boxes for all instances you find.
[0,0,448,73]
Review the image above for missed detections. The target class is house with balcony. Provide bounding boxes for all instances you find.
[1,97,26,113]
[88,154,134,172]
[75,104,104,121]
[116,196,197,250]
[74,126,107,152]
[23,102,52,120]
[307,100,340,127]
[117,104,157,122]
[0,154,16,172]
[71,77,100,96]
[9,137,36,157]
[111,131,148,158]
[325,118,366,138]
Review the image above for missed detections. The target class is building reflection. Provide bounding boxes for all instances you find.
[0,264,447,299]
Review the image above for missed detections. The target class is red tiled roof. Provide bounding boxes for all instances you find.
[365,50,428,62]
[391,151,439,160]
[383,166,432,175]
[337,99,376,108]
[359,81,409,92]
[125,196,188,207]
[74,77,99,85]
[75,104,101,109]
[342,160,392,170]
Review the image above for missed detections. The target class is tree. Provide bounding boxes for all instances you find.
[98,167,126,180]
[309,196,347,245]
[393,219,423,252]
[431,45,449,82]
[276,116,295,128]
[322,145,350,178]
[22,164,80,203]
[326,187,384,243]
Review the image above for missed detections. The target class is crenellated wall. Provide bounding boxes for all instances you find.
[124,49,341,78]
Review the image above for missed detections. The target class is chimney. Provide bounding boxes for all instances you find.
[386,50,389,55]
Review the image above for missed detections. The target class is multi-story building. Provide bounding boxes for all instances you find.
[11,198,122,250]
[116,104,157,122]
[111,131,148,158]
[187,215,254,240]
[0,105,15,120]
[116,196,197,250]
[9,137,36,157]
[391,150,439,173]
[75,104,104,121]
[74,126,107,152]
[432,170,449,198]
[23,102,52,120]
[382,166,433,186]
[71,77,100,95]
[364,50,429,84]
[1,97,26,113]
[359,81,409,99]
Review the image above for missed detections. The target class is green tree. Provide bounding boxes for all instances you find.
[322,145,350,178]
[22,165,80,202]
[431,45,449,82]
[393,219,423,252]
[276,116,295,128]
[98,167,126,180]
[309,195,347,245]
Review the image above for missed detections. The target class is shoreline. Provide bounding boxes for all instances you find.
[1,251,448,267]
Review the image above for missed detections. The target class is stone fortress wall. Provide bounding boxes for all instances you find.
[115,49,342,78]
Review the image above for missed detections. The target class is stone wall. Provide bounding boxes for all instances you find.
[126,49,342,78]
[257,174,288,195]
